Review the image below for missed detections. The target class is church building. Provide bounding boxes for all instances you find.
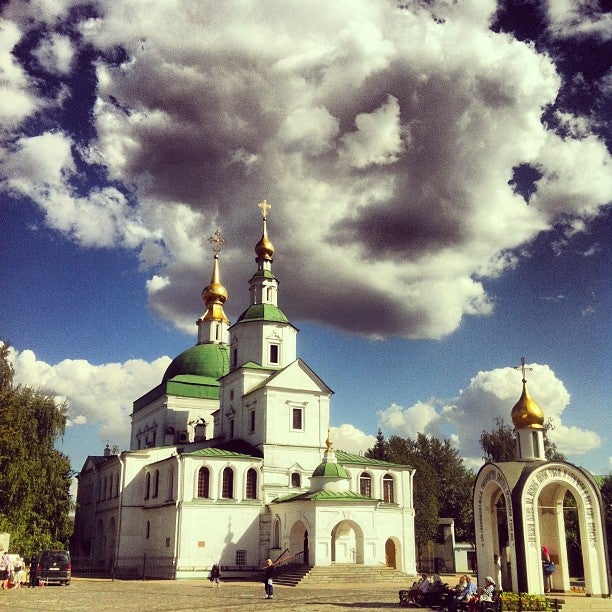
[71,202,417,579]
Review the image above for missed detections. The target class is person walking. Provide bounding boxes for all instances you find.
[210,563,221,587]
[0,551,10,590]
[263,558,275,599]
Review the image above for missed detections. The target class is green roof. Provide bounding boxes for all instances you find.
[312,462,349,479]
[184,448,259,460]
[235,303,290,324]
[273,490,377,503]
[335,450,411,468]
[163,343,230,382]
[251,270,276,279]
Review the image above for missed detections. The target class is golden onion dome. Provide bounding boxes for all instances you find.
[511,382,545,430]
[201,255,229,322]
[255,231,274,261]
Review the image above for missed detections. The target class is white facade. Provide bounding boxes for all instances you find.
[72,216,417,579]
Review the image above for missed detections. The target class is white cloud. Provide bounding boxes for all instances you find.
[7,345,170,451]
[378,363,601,464]
[0,1,610,342]
[545,0,612,40]
[32,32,75,75]
[330,423,375,456]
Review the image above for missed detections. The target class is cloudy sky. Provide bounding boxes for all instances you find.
[1,0,610,477]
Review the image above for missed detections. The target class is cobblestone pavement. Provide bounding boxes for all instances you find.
[0,578,429,611]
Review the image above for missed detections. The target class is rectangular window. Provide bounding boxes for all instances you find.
[235,550,246,566]
[250,410,256,433]
[229,419,235,439]
[292,407,303,430]
[269,343,279,364]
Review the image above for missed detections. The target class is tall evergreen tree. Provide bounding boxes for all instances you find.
[0,343,73,557]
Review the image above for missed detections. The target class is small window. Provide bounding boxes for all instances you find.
[273,518,281,548]
[246,468,257,499]
[230,389,234,400]
[144,473,151,499]
[236,550,246,566]
[229,419,235,439]
[167,468,174,501]
[153,469,160,498]
[291,472,301,488]
[292,407,303,430]
[269,343,279,364]
[383,474,395,503]
[222,467,234,499]
[359,472,372,497]
[249,410,256,433]
[146,521,150,539]
[198,467,210,498]
[232,348,238,368]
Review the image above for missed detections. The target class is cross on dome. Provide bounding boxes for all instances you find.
[258,199,271,219]
[208,229,226,256]
[514,356,533,384]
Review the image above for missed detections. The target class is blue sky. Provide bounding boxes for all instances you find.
[1,1,610,477]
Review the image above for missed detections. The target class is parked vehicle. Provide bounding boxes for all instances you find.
[36,550,71,585]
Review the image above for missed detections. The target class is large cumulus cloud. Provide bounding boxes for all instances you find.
[1,0,610,340]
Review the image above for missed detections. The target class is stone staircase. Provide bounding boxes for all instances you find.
[274,563,411,587]
[545,595,612,611]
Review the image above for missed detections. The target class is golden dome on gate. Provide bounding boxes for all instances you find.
[511,382,545,430]
[255,233,274,261]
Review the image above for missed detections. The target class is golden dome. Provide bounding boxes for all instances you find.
[255,224,274,261]
[201,255,229,323]
[511,382,544,430]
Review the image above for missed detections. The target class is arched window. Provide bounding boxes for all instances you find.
[291,472,301,488]
[167,468,174,501]
[153,469,160,498]
[359,472,372,497]
[145,521,150,539]
[383,474,395,503]
[197,467,210,498]
[144,472,151,499]
[246,468,257,499]
[222,467,234,499]
[273,518,281,549]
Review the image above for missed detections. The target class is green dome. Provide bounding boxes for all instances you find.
[312,462,349,479]
[163,343,230,382]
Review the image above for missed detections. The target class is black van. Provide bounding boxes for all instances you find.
[36,549,71,585]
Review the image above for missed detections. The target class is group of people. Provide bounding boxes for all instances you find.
[208,558,276,600]
[400,572,497,611]
[0,551,27,590]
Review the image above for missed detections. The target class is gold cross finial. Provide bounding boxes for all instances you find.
[258,199,271,219]
[208,229,225,255]
[514,356,533,383]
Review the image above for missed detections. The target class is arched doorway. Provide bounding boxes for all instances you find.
[385,538,397,568]
[289,520,309,563]
[534,472,608,596]
[331,520,364,564]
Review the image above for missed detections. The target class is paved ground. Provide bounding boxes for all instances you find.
[0,578,422,611]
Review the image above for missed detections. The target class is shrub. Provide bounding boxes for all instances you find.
[500,592,552,610]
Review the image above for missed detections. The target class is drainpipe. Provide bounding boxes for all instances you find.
[114,452,126,578]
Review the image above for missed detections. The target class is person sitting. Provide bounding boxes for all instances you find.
[420,574,448,608]
[445,574,477,612]
[399,573,430,607]
[468,576,496,612]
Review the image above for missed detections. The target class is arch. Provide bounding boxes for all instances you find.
[94,519,105,563]
[153,469,160,498]
[385,538,397,568]
[331,519,364,564]
[167,467,174,500]
[289,519,310,562]
[245,468,258,499]
[273,517,281,549]
[221,466,234,499]
[197,466,210,498]
[359,472,372,497]
[524,465,609,596]
[291,472,301,488]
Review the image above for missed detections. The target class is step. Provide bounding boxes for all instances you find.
[546,595,611,611]
[276,564,411,587]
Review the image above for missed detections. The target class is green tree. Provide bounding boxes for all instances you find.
[370,428,388,461]
[480,419,566,463]
[0,343,73,557]
[366,432,474,546]
[600,474,612,560]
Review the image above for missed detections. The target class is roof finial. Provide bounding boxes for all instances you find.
[208,229,226,257]
[514,356,533,384]
[326,427,333,451]
[258,199,271,220]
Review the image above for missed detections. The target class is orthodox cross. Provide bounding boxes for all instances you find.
[258,199,271,219]
[208,229,225,255]
[514,356,533,383]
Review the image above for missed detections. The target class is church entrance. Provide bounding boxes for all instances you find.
[289,520,309,564]
[385,538,397,568]
[331,520,364,564]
